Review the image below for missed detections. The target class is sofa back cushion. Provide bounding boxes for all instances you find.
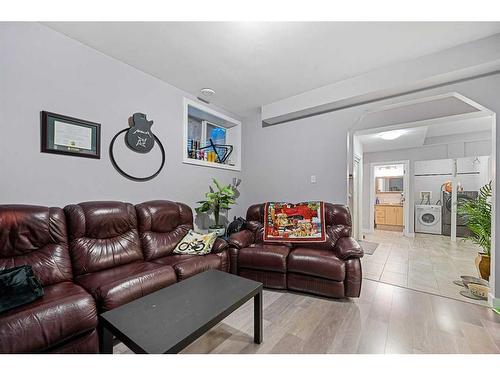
[323,203,352,242]
[135,200,193,261]
[64,201,142,275]
[246,202,352,248]
[0,205,72,286]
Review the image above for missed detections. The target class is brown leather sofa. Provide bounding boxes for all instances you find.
[0,200,229,353]
[227,203,363,298]
[0,205,98,353]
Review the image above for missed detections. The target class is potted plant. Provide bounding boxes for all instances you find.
[195,178,236,237]
[458,181,492,281]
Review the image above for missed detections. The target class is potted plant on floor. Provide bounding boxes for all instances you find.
[195,178,236,237]
[458,181,492,281]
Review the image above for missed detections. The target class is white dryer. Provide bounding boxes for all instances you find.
[415,205,442,234]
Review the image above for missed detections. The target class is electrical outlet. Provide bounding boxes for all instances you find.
[310,175,317,184]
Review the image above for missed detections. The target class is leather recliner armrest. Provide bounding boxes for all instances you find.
[227,229,255,249]
[212,237,229,253]
[333,237,364,260]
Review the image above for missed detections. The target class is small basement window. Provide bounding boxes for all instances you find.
[183,98,241,171]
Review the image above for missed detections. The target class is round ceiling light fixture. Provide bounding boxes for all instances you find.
[200,88,216,97]
[378,129,407,140]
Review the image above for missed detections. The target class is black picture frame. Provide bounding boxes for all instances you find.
[40,111,101,159]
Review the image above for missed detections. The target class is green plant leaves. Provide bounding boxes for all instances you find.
[195,179,237,225]
[457,181,492,255]
[195,200,211,214]
[212,178,223,192]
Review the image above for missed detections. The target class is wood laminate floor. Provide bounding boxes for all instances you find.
[114,279,500,354]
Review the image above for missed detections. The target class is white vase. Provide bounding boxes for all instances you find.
[208,226,226,237]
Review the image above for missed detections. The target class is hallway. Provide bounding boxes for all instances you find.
[361,230,487,306]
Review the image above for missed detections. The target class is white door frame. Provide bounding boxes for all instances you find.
[347,91,497,307]
[369,160,411,237]
[352,155,362,240]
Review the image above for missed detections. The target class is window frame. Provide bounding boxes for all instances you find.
[183,98,241,171]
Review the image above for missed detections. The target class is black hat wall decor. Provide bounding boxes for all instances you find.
[109,113,166,182]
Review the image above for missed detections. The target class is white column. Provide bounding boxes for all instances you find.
[451,159,457,242]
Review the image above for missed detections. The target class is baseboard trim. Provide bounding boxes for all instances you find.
[376,224,404,232]
[489,293,500,308]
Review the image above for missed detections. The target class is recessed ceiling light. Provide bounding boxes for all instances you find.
[200,88,215,97]
[378,130,407,140]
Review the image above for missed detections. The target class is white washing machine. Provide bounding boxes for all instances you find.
[415,205,442,234]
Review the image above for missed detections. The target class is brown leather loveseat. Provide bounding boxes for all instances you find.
[227,203,363,298]
[0,200,228,353]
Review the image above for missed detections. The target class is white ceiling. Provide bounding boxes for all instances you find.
[44,22,500,116]
[425,116,492,137]
[358,127,429,153]
[358,116,493,153]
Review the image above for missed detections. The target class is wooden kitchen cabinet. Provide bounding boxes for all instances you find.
[375,206,386,224]
[395,206,403,225]
[385,206,397,224]
[375,205,403,229]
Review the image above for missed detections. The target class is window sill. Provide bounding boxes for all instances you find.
[182,158,241,171]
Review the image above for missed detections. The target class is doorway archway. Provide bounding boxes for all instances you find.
[347,92,496,304]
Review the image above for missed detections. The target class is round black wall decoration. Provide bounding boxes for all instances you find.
[109,113,165,182]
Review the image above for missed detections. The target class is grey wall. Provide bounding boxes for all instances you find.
[242,73,500,302]
[2,22,500,303]
[361,140,492,232]
[238,106,360,212]
[242,76,499,209]
[0,23,245,222]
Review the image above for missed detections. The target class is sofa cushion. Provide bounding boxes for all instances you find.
[75,261,177,311]
[173,230,217,255]
[0,205,72,286]
[172,253,223,280]
[287,273,345,298]
[151,253,196,266]
[288,248,345,281]
[0,282,97,353]
[48,329,99,354]
[245,203,352,249]
[238,244,290,273]
[239,268,287,289]
[135,200,193,261]
[64,201,143,275]
[152,252,228,280]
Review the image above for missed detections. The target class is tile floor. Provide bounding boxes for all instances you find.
[361,230,488,306]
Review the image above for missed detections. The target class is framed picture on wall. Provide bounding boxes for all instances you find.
[40,111,101,159]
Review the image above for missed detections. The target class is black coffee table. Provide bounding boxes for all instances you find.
[99,270,263,354]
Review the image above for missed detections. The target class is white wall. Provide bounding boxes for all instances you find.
[262,33,500,124]
[0,23,246,222]
[362,140,492,232]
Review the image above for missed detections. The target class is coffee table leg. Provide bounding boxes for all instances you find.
[100,324,114,354]
[254,290,263,344]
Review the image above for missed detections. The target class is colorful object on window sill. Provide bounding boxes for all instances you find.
[442,181,452,193]
[187,138,233,165]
